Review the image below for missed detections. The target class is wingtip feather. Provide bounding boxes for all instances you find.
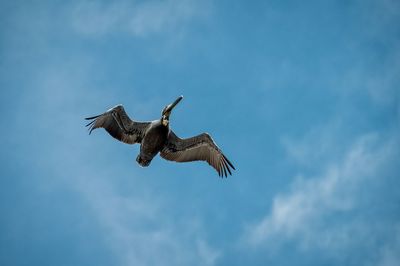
[223,159,232,176]
[85,120,95,127]
[223,155,235,170]
[85,114,101,120]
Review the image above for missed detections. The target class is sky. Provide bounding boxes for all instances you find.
[0,0,399,265]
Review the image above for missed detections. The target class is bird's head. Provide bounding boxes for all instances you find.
[161,95,183,126]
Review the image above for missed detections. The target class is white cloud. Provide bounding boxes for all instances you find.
[196,239,221,266]
[70,171,220,266]
[245,131,399,255]
[71,0,211,37]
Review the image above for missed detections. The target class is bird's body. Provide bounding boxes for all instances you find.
[136,120,169,166]
[85,96,235,177]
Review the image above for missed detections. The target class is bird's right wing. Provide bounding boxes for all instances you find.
[160,130,235,177]
[85,105,150,145]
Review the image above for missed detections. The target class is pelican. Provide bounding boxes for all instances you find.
[85,96,235,177]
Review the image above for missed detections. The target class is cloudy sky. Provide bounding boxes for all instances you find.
[1,0,399,265]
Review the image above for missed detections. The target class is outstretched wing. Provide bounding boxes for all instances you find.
[160,131,235,177]
[85,105,150,144]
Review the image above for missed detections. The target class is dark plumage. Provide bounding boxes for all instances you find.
[85,96,235,177]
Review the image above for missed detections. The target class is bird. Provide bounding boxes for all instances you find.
[85,96,235,177]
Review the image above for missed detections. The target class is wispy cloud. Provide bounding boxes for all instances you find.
[244,130,400,261]
[70,0,211,37]
[247,3,400,257]
[69,170,220,266]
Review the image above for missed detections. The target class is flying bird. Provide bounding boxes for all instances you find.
[85,96,235,177]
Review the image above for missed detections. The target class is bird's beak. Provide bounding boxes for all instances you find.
[165,95,183,113]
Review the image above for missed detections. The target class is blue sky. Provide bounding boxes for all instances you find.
[1,0,399,265]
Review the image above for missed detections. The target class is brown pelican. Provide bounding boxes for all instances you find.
[85,96,235,177]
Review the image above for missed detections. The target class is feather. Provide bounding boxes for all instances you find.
[85,105,150,145]
[160,131,235,177]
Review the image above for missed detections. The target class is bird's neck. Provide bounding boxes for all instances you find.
[161,117,169,127]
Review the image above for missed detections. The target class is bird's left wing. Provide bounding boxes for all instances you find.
[85,105,150,145]
[160,130,235,177]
